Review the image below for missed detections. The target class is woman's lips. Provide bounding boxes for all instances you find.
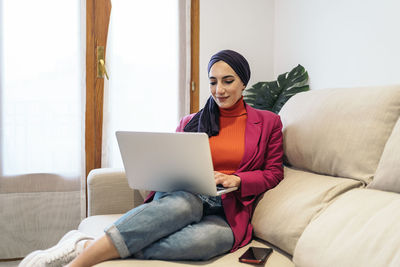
[217,96,229,102]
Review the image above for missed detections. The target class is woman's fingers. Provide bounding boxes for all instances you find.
[214,171,241,188]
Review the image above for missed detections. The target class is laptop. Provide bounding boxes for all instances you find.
[116,131,238,196]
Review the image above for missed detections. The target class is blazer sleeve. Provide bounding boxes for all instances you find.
[176,114,195,132]
[235,115,284,199]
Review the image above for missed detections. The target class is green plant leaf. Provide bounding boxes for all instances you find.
[244,64,309,113]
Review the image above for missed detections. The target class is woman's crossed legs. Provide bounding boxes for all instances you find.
[68,191,233,266]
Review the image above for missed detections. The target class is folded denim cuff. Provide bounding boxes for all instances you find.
[105,224,131,258]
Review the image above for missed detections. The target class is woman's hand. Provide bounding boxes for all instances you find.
[214,171,241,188]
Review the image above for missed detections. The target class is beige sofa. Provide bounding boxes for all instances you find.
[79,85,400,267]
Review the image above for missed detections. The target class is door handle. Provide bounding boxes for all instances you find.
[97,46,109,80]
[99,59,109,80]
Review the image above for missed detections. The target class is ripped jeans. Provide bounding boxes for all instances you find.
[104,191,234,261]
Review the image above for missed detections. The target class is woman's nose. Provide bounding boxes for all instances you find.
[216,84,225,94]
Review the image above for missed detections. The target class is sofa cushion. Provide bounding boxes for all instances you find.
[93,239,294,267]
[80,216,294,267]
[279,85,400,182]
[87,168,135,216]
[293,188,400,267]
[79,214,123,239]
[368,118,400,193]
[251,167,362,255]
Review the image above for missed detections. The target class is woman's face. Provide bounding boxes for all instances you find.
[209,61,246,109]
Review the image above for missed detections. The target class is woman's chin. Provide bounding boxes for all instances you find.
[217,102,233,109]
[213,97,234,109]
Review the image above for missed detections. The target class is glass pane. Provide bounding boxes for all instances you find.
[103,0,179,168]
[0,0,82,176]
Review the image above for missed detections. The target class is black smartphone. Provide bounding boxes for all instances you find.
[238,246,273,264]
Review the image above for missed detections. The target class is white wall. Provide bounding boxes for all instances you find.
[199,0,275,107]
[274,0,400,90]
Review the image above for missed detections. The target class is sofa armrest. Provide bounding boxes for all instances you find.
[87,168,142,216]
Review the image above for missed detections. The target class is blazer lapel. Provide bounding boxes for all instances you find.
[237,104,262,171]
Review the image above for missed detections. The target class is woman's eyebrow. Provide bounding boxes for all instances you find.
[209,75,235,79]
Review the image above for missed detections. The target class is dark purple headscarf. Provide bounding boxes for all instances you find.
[184,50,251,137]
[208,49,251,86]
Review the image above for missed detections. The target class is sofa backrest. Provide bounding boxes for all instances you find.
[252,167,362,255]
[293,188,400,267]
[368,117,400,193]
[279,85,400,183]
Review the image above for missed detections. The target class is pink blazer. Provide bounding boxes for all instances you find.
[145,103,284,252]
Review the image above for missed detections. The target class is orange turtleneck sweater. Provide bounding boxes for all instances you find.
[209,98,248,175]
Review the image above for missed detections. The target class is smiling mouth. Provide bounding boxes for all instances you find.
[217,96,229,101]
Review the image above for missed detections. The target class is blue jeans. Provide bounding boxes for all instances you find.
[105,191,234,261]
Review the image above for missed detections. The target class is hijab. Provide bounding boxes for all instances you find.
[184,50,251,137]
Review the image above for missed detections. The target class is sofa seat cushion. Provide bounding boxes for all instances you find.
[79,216,294,266]
[251,167,362,255]
[93,239,293,267]
[293,188,400,267]
[279,85,400,182]
[79,214,123,239]
[368,118,400,193]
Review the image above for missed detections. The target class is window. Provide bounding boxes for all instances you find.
[102,0,185,168]
[0,0,82,177]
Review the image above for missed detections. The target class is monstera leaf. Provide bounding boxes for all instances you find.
[244,64,309,113]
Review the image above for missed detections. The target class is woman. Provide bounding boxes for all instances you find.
[20,49,284,267]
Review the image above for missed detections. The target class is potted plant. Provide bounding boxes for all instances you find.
[244,64,310,114]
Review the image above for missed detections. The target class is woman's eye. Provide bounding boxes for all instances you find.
[209,81,217,85]
[225,80,234,84]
